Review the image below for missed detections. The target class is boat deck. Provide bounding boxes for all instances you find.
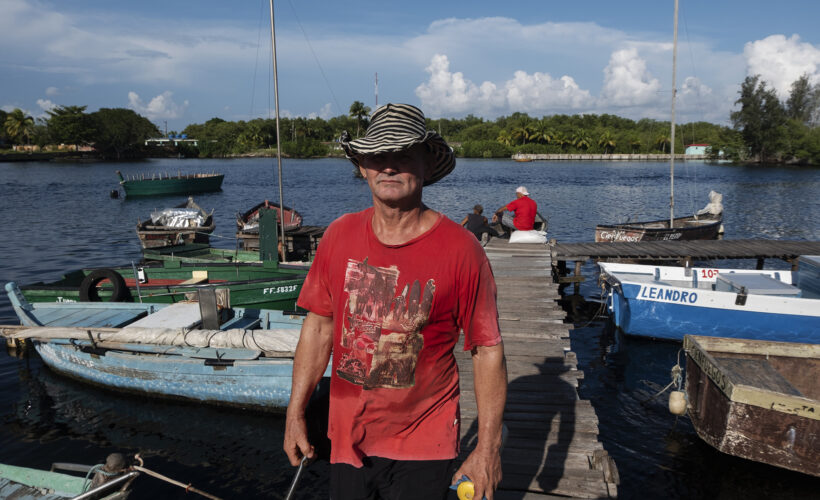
[602,271,712,290]
[455,239,618,499]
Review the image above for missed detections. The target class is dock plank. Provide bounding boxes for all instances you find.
[455,239,618,498]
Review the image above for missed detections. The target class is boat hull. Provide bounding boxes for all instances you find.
[20,263,306,311]
[684,336,819,476]
[120,174,224,197]
[608,282,819,342]
[595,215,722,242]
[601,263,820,343]
[36,341,295,410]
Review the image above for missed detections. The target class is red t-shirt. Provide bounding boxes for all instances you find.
[296,208,501,467]
[506,196,537,230]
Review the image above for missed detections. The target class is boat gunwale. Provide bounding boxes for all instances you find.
[683,335,819,420]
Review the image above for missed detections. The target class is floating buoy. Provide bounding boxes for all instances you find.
[668,390,687,415]
[110,190,120,199]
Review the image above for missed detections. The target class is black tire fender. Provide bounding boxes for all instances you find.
[79,269,129,302]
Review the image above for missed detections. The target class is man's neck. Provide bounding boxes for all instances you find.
[370,200,438,246]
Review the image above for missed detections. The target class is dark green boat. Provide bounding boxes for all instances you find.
[20,207,301,310]
[18,259,306,311]
[116,170,224,197]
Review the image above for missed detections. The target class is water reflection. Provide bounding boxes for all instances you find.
[4,359,327,499]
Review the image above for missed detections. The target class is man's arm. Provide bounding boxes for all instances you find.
[491,204,508,223]
[284,312,334,466]
[452,342,507,500]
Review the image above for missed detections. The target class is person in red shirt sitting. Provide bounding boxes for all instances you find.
[492,186,537,234]
[284,103,507,500]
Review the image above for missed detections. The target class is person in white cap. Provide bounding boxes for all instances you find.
[492,186,538,233]
[284,103,506,500]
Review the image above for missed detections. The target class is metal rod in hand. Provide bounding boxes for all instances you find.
[284,456,310,500]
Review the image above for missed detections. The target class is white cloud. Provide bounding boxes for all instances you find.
[45,86,59,96]
[744,34,820,99]
[600,48,662,107]
[127,91,189,120]
[36,98,56,114]
[415,54,592,117]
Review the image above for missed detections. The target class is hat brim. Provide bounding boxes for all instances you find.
[342,131,455,186]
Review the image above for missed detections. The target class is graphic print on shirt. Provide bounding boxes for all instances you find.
[337,258,435,390]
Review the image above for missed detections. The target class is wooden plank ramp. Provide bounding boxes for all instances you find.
[455,239,618,499]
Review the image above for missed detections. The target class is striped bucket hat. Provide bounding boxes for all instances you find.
[341,103,455,186]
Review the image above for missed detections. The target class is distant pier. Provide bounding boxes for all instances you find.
[512,153,707,161]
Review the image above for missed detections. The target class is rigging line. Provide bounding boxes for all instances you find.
[250,0,266,119]
[286,0,343,116]
[680,4,703,215]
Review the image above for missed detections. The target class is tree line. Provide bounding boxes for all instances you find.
[4,75,820,164]
[1,105,158,159]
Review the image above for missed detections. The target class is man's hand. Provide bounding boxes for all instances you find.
[284,411,315,466]
[452,446,502,500]
[282,312,333,467]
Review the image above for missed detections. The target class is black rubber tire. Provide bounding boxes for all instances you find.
[79,269,129,302]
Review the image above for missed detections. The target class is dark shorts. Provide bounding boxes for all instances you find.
[330,456,454,500]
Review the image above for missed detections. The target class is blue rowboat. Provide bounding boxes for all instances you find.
[4,282,323,411]
[598,256,820,343]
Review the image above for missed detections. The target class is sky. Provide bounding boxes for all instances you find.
[2,0,819,132]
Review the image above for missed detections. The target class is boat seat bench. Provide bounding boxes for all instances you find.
[715,357,803,397]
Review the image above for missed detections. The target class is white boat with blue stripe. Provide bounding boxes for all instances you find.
[598,255,820,343]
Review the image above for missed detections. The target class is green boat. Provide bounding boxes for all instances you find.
[116,170,224,197]
[18,260,305,311]
[143,243,262,264]
[20,209,306,310]
[0,454,138,499]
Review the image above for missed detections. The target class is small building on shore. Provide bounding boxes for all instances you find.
[685,143,710,155]
[145,134,198,147]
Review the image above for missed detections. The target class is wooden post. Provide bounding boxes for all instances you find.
[574,260,583,295]
[756,258,765,270]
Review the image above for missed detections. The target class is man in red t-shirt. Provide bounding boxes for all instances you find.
[492,186,537,233]
[284,103,507,500]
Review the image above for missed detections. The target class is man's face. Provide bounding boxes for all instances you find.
[358,145,431,205]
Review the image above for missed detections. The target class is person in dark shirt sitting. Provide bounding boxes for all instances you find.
[461,204,497,243]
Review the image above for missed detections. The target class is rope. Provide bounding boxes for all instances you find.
[132,455,222,500]
[575,280,608,328]
[640,349,684,405]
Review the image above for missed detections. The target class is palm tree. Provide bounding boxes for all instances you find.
[529,122,553,145]
[629,138,642,153]
[349,101,371,137]
[655,134,671,153]
[571,130,592,151]
[4,108,35,145]
[551,131,569,151]
[496,130,512,147]
[510,124,532,145]
[598,130,616,154]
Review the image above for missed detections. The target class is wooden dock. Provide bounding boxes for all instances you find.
[455,239,618,499]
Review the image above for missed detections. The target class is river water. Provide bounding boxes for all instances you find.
[0,158,818,499]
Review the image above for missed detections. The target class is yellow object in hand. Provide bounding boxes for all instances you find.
[456,479,475,500]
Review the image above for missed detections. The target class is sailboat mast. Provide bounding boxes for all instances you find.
[269,0,287,252]
[669,0,679,227]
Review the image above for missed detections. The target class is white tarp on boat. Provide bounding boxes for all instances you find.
[150,208,204,228]
[9,326,300,356]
